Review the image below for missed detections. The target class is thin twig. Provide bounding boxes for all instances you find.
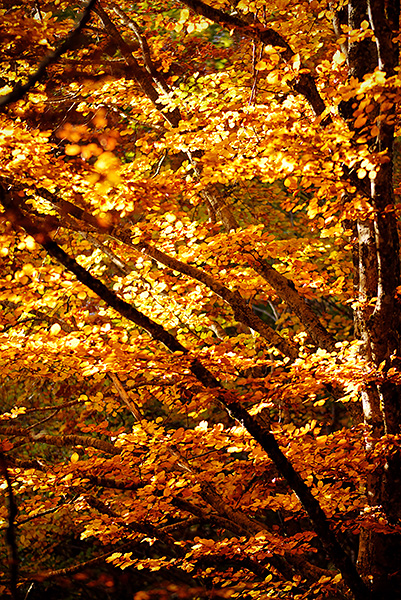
[108,373,143,422]
[16,400,82,414]
[0,505,67,532]
[23,410,61,432]
[79,231,131,275]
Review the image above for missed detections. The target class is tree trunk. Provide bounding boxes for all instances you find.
[347,0,401,595]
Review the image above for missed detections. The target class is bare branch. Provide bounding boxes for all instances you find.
[251,257,337,352]
[140,242,298,358]
[79,231,131,275]
[86,474,141,490]
[108,373,144,422]
[16,400,82,414]
[180,0,292,57]
[18,541,135,582]
[0,501,73,532]
[94,3,181,126]
[0,428,119,456]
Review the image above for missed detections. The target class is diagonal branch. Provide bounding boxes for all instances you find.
[16,541,135,582]
[0,0,98,109]
[0,187,369,600]
[109,3,171,93]
[95,3,238,230]
[23,185,334,354]
[179,0,326,116]
[0,428,119,456]
[83,494,181,549]
[86,493,292,580]
[251,258,337,352]
[17,188,297,359]
[108,372,144,422]
[137,242,298,358]
[94,2,180,126]
[180,0,293,57]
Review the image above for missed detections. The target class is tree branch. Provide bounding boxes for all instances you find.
[95,3,238,229]
[0,185,370,600]
[251,257,337,352]
[180,0,293,57]
[108,372,144,422]
[138,242,298,358]
[83,494,181,549]
[86,474,141,490]
[179,0,326,116]
[109,3,171,93]
[94,3,181,126]
[14,188,297,359]
[17,541,135,582]
[0,428,119,456]
[367,0,399,73]
[0,0,98,109]
[37,184,334,353]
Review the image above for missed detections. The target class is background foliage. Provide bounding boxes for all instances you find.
[1,1,401,599]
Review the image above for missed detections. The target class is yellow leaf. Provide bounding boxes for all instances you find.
[94,152,120,173]
[292,53,301,71]
[22,263,34,276]
[332,50,346,65]
[25,236,36,250]
[106,552,122,562]
[68,338,80,350]
[255,60,268,71]
[179,8,189,22]
[65,144,81,156]
[71,452,79,463]
[50,323,61,335]
[284,176,298,189]
[354,115,367,128]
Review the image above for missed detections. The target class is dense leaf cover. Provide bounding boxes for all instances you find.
[1,1,401,599]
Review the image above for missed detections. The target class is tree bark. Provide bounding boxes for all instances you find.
[346,0,401,595]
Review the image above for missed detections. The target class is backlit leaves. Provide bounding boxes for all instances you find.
[0,0,400,598]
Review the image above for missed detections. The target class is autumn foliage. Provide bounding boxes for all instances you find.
[1,0,401,599]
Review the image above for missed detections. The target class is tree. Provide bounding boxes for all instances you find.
[0,0,400,598]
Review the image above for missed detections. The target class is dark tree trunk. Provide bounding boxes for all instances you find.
[346,0,401,596]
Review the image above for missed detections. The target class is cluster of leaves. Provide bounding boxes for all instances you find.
[1,1,401,599]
